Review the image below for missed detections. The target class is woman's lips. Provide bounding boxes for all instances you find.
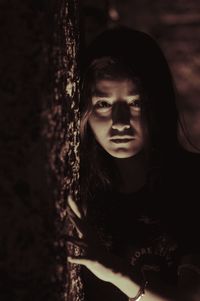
[111,138,134,144]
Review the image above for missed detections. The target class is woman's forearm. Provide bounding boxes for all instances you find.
[110,272,175,301]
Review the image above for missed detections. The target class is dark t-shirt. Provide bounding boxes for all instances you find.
[82,146,200,300]
[82,187,180,300]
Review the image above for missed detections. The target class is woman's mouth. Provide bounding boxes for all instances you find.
[111,138,134,144]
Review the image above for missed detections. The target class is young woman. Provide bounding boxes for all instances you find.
[67,27,200,301]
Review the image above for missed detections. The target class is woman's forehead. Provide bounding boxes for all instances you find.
[92,79,140,96]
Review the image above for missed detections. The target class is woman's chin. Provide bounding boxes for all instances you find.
[107,148,141,159]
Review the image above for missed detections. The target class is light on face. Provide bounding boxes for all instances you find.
[88,79,146,158]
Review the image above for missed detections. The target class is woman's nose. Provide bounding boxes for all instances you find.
[111,102,131,130]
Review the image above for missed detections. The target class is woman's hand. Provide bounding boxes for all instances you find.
[67,196,171,300]
[67,195,131,283]
[67,196,178,300]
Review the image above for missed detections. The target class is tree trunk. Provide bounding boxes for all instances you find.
[44,0,84,300]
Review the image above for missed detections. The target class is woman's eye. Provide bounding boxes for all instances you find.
[129,99,141,109]
[95,101,112,109]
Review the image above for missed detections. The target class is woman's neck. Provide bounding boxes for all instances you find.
[113,151,147,194]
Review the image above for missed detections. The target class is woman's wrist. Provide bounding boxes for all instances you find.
[109,268,174,301]
[110,271,142,299]
[128,279,148,300]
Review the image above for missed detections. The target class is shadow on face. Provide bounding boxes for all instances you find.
[88,78,148,158]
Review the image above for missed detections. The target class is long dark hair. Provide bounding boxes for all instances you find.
[80,27,178,207]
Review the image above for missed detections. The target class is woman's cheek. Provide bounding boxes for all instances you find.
[130,113,146,130]
[89,114,111,140]
[89,111,111,128]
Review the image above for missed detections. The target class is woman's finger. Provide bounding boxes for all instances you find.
[67,212,84,238]
[67,256,115,282]
[67,256,91,267]
[67,195,83,218]
[67,205,80,220]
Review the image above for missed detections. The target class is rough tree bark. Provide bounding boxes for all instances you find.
[44,0,84,300]
[1,0,83,300]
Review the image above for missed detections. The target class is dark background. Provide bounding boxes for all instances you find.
[81,0,200,151]
[1,1,200,300]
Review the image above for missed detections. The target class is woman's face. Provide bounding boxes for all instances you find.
[88,78,147,158]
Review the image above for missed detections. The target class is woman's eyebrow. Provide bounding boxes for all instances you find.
[128,89,140,96]
[127,93,140,97]
[93,90,111,97]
